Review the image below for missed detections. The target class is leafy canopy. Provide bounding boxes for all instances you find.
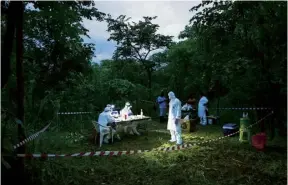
[106,15,173,62]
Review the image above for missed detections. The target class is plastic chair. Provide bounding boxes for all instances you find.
[92,121,114,148]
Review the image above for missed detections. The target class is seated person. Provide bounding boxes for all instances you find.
[120,102,141,135]
[98,107,120,144]
[181,103,193,111]
[120,102,133,117]
[106,104,120,118]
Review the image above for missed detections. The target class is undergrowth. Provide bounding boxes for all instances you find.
[19,119,287,185]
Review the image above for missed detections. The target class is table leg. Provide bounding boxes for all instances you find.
[132,122,140,135]
[123,125,134,135]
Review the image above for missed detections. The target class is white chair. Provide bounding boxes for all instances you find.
[92,121,114,148]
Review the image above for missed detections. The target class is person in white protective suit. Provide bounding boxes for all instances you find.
[106,104,121,140]
[167,91,182,145]
[106,104,114,114]
[181,103,193,111]
[98,107,119,144]
[198,92,209,126]
[120,102,133,116]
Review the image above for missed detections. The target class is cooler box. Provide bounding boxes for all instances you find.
[222,123,238,137]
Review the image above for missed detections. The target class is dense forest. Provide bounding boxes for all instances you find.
[1,1,287,185]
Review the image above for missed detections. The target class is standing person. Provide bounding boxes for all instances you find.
[182,93,197,111]
[157,91,167,122]
[198,92,209,126]
[187,93,197,109]
[167,91,182,145]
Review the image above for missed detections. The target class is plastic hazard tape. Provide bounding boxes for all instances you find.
[15,111,273,158]
[13,123,51,150]
[211,107,271,110]
[57,112,92,115]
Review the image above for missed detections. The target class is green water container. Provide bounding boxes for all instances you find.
[239,118,251,143]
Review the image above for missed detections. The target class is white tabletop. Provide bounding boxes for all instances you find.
[114,115,150,123]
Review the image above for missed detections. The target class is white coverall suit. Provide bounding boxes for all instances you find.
[198,96,208,125]
[167,91,182,145]
[98,107,116,143]
[120,102,133,116]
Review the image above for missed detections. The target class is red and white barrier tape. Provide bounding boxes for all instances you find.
[13,123,51,150]
[57,112,92,115]
[211,107,271,110]
[15,112,273,158]
[140,100,272,110]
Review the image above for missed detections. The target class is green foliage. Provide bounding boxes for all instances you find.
[25,122,287,185]
[165,1,287,109]
[2,0,286,138]
[106,15,173,61]
[106,15,173,93]
[23,1,105,97]
[1,1,287,184]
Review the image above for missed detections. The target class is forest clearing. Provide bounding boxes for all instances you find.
[1,1,287,185]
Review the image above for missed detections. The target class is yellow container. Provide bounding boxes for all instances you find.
[239,118,251,143]
[181,119,197,132]
[181,119,190,132]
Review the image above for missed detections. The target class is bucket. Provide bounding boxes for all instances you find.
[252,132,267,150]
[208,118,213,125]
[207,116,218,125]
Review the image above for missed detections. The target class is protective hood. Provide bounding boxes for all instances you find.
[104,107,111,112]
[106,104,113,112]
[168,91,176,100]
[125,102,132,108]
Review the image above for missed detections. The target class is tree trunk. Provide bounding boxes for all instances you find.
[15,0,26,183]
[1,2,17,88]
[146,67,152,100]
[2,3,27,185]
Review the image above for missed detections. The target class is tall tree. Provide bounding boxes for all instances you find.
[106,15,173,98]
[23,1,105,98]
[174,0,286,134]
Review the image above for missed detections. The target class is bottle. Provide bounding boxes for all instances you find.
[141,109,143,118]
[242,112,245,118]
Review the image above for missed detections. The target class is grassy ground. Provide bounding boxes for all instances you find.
[24,119,286,185]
